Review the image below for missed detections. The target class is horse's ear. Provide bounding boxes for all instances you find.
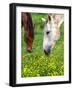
[48,15,51,21]
[52,14,64,28]
[57,15,64,28]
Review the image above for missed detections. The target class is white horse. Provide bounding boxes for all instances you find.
[42,14,64,54]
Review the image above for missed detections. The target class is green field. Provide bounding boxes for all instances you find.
[21,13,64,77]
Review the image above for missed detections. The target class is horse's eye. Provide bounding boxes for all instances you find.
[46,31,50,35]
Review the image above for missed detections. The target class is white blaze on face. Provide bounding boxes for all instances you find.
[43,21,52,50]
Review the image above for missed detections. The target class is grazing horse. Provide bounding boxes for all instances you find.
[42,14,64,54]
[21,12,34,52]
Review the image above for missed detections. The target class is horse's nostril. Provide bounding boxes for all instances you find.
[44,50,48,55]
[44,49,50,55]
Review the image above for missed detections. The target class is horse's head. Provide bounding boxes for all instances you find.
[22,13,34,52]
[42,14,64,54]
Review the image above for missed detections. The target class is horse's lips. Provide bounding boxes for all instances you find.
[44,49,51,55]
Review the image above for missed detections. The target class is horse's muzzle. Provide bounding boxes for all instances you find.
[44,46,51,55]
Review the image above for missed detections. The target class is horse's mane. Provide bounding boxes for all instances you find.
[26,13,34,39]
[21,12,34,39]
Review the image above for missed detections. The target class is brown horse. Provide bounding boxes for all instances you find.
[21,12,34,52]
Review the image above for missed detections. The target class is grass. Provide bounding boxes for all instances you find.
[21,13,64,77]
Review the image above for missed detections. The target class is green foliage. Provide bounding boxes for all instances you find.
[21,13,64,77]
